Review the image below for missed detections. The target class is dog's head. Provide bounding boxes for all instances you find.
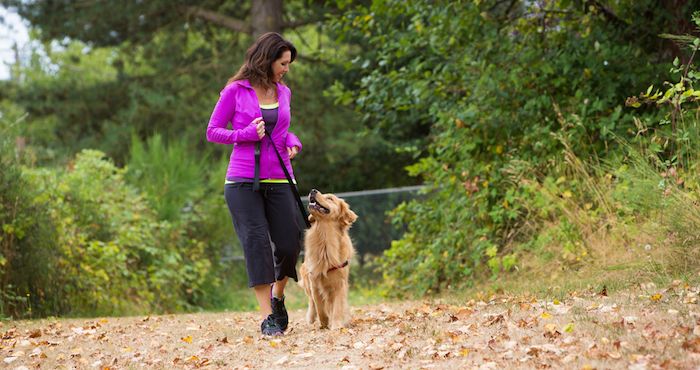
[308,189,357,226]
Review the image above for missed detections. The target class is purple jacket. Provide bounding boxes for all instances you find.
[206,79,302,180]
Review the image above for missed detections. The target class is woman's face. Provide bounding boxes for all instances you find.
[271,50,292,82]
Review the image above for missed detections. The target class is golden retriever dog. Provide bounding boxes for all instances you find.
[299,189,357,329]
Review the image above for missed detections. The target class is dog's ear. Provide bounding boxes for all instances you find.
[339,200,357,226]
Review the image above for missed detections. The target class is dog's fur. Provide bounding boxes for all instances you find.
[299,189,357,329]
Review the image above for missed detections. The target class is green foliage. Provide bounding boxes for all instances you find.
[3,5,415,194]
[127,133,207,221]
[0,139,218,317]
[1,1,414,317]
[2,0,208,47]
[329,0,688,295]
[627,12,700,170]
[0,102,59,318]
[9,40,124,163]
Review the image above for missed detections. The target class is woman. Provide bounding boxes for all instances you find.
[206,32,303,336]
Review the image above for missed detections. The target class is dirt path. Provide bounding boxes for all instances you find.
[2,281,700,369]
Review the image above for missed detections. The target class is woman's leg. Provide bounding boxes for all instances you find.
[264,184,303,286]
[224,184,276,316]
[272,277,288,298]
[253,284,273,318]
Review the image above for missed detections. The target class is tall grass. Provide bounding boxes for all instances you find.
[127,133,208,222]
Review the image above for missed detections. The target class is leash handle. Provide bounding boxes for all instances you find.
[265,129,311,229]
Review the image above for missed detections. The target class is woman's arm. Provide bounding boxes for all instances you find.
[286,132,302,152]
[206,86,260,144]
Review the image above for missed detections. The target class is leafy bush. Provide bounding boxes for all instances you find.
[0,103,59,318]
[330,0,684,295]
[1,142,218,317]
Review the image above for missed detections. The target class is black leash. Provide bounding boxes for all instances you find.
[262,129,311,228]
[253,142,261,191]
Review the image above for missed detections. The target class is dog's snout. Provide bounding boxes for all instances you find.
[310,189,318,195]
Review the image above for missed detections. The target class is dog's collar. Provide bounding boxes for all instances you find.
[327,260,349,272]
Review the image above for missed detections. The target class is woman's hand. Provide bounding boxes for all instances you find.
[287,146,299,159]
[252,117,265,139]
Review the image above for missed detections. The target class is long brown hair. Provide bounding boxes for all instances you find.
[227,32,297,89]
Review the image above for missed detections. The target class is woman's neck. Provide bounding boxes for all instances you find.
[253,83,277,104]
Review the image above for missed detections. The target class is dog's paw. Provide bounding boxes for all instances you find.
[306,313,316,325]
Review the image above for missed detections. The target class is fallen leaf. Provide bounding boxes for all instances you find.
[544,324,560,339]
[484,314,504,326]
[28,329,41,338]
[650,293,662,302]
[682,337,700,353]
[540,312,552,319]
[197,358,211,367]
[446,331,464,343]
[527,347,541,357]
[454,308,473,320]
[180,335,193,344]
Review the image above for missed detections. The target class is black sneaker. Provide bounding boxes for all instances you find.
[270,296,288,331]
[261,315,283,336]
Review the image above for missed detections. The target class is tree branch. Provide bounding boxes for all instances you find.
[184,6,251,34]
[585,0,629,29]
[282,17,324,29]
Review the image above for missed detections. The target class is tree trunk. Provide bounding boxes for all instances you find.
[251,0,283,37]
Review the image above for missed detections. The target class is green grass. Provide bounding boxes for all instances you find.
[209,258,388,313]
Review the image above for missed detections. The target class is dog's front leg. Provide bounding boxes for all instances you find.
[329,282,349,329]
[306,293,317,325]
[312,288,329,329]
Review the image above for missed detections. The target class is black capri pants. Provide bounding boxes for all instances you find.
[224,182,303,287]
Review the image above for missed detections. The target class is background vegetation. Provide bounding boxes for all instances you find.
[1,0,699,318]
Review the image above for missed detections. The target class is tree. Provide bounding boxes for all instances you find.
[1,0,337,42]
[2,0,414,197]
[328,0,696,294]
